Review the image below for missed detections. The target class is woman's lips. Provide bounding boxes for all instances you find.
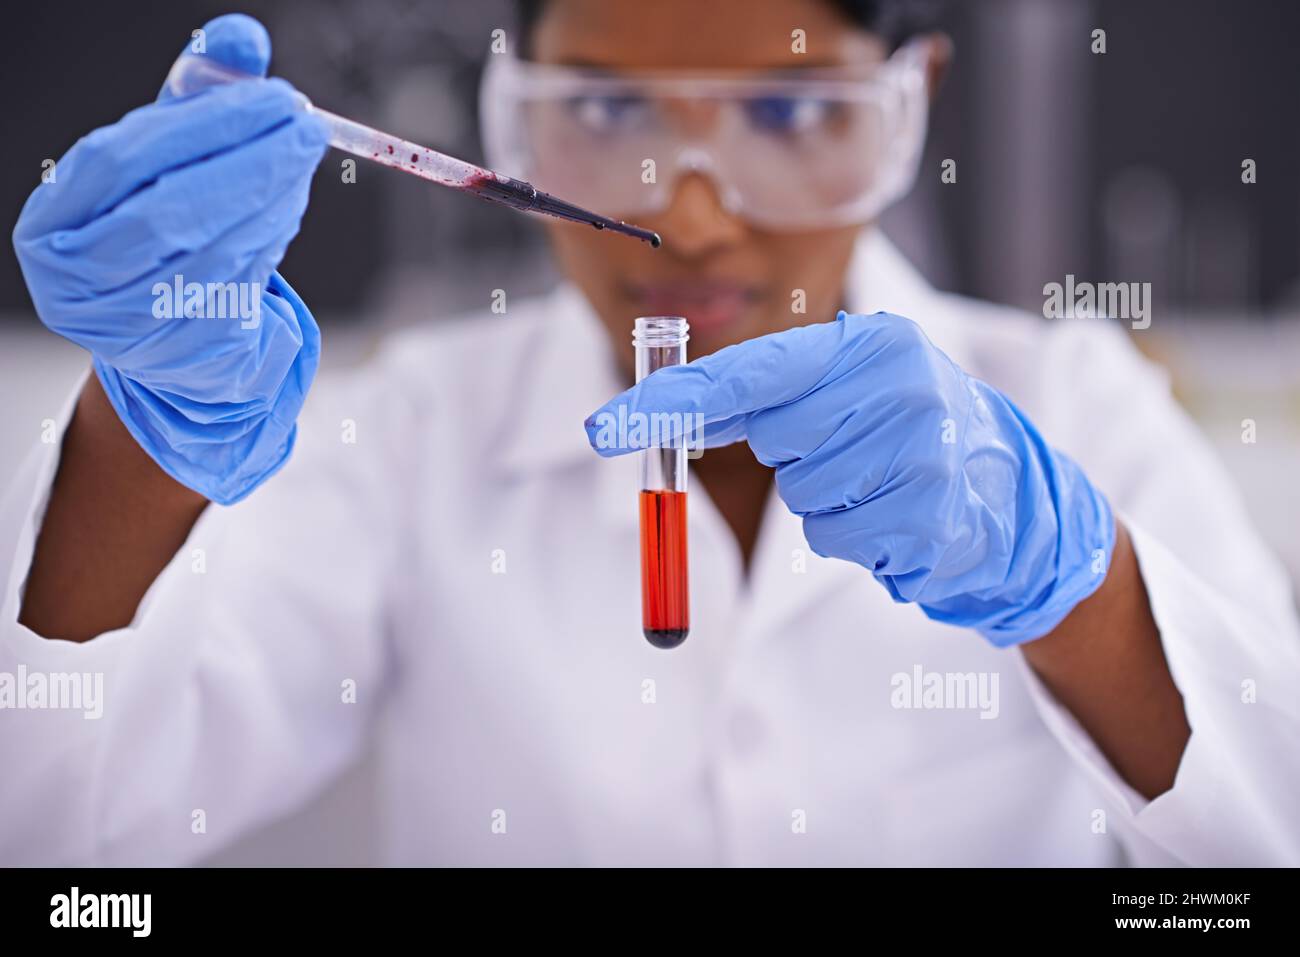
[629,281,762,333]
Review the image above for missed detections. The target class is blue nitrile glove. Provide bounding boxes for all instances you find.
[585,311,1116,646]
[11,14,329,505]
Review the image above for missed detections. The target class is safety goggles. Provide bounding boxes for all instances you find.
[480,42,929,231]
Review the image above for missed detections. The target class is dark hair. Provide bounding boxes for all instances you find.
[513,0,944,56]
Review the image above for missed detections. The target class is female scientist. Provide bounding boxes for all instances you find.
[4,3,1299,865]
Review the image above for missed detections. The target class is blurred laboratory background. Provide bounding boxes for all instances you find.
[2,0,1298,864]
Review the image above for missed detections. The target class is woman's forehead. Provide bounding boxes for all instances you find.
[530,0,889,71]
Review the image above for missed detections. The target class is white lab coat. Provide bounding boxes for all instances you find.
[2,233,1298,867]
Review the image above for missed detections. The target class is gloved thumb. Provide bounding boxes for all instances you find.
[157,13,273,102]
[584,317,855,457]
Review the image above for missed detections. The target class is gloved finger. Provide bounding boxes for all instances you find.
[14,78,309,239]
[91,270,321,505]
[97,270,317,413]
[763,336,994,518]
[584,315,860,457]
[750,350,963,513]
[769,404,960,516]
[124,278,312,408]
[157,14,274,102]
[45,162,317,365]
[802,504,948,590]
[801,469,1022,607]
[110,202,315,382]
[738,307,966,466]
[703,412,751,448]
[37,112,327,297]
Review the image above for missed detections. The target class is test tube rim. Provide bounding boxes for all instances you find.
[632,315,690,348]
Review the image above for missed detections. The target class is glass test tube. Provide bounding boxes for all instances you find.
[634,317,691,649]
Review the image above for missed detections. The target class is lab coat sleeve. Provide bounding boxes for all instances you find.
[1020,319,1300,866]
[0,355,415,866]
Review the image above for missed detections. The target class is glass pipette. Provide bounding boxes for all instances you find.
[164,55,662,248]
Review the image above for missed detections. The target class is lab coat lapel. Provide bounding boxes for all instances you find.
[494,284,627,484]
[730,479,872,640]
[489,283,643,531]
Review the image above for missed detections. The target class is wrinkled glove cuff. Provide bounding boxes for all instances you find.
[93,272,320,506]
[909,393,1117,647]
[976,443,1116,647]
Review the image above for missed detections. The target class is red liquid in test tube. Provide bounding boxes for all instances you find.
[640,489,689,648]
[633,317,691,649]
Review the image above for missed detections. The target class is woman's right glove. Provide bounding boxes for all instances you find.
[586,311,1116,647]
[11,14,329,504]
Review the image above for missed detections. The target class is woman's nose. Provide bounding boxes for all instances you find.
[651,171,748,258]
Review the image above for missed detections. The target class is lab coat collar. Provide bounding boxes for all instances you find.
[492,281,627,482]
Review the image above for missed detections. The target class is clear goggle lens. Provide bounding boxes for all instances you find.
[481,43,929,231]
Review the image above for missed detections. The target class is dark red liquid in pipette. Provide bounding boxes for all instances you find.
[639,489,689,648]
[463,172,661,248]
